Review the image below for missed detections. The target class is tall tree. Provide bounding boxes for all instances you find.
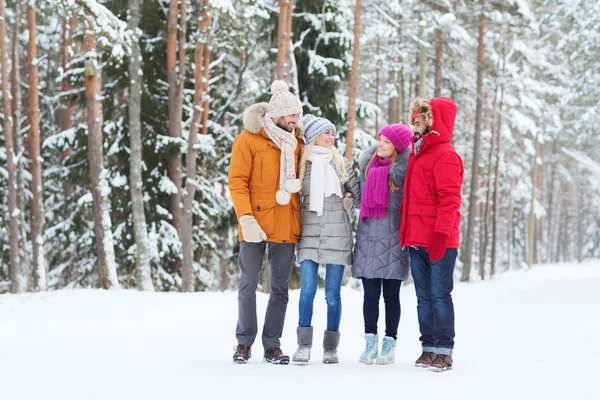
[345,0,362,161]
[182,0,211,292]
[83,21,120,289]
[434,28,443,97]
[128,0,154,291]
[167,0,183,233]
[60,15,75,212]
[276,0,294,83]
[1,0,22,293]
[11,0,31,289]
[27,1,47,290]
[461,0,486,282]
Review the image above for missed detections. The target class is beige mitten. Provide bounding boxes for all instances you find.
[342,193,353,212]
[239,215,267,242]
[284,179,302,193]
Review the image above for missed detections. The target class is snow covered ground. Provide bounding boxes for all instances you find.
[1,261,599,400]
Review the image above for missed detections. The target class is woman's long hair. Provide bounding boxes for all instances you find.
[364,150,400,192]
[298,141,349,190]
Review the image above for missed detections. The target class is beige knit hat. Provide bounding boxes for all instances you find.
[267,80,303,118]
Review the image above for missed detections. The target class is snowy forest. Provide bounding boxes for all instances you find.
[1,0,599,293]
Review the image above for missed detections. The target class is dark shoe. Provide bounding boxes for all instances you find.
[264,347,290,365]
[431,354,453,372]
[233,344,251,364]
[415,351,436,368]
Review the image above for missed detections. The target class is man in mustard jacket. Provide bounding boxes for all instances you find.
[228,80,304,365]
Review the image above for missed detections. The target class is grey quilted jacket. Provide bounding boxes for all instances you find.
[297,158,361,266]
[352,145,411,280]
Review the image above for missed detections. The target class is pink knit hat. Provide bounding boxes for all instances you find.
[378,124,413,153]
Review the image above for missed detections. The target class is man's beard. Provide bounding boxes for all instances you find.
[276,120,294,132]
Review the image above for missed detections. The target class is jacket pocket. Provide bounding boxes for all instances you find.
[251,195,276,236]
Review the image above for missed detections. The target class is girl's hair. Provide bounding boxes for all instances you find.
[364,150,400,192]
[298,141,349,188]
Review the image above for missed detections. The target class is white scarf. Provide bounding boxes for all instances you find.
[307,146,342,216]
[262,114,299,205]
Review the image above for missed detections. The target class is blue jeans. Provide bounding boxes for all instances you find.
[409,246,458,355]
[298,260,345,332]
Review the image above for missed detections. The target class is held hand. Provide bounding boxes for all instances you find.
[342,193,353,212]
[239,215,268,243]
[426,232,449,262]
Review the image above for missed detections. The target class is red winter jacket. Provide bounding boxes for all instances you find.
[400,97,464,248]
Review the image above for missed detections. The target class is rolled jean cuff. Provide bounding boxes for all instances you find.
[436,347,453,356]
[422,346,436,353]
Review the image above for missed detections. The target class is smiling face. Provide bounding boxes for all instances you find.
[274,113,300,132]
[314,129,335,149]
[376,134,396,159]
[412,115,428,136]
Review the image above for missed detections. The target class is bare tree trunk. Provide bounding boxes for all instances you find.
[27,1,47,291]
[418,24,426,97]
[479,85,499,280]
[167,0,183,233]
[182,0,211,292]
[1,0,22,293]
[276,0,292,83]
[461,0,486,282]
[128,0,154,291]
[375,37,381,133]
[84,24,120,289]
[547,139,558,262]
[506,149,515,270]
[434,28,443,97]
[527,130,540,268]
[11,0,32,291]
[387,70,398,123]
[344,0,362,161]
[61,16,75,212]
[490,87,504,277]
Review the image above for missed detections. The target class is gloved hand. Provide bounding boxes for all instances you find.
[342,193,353,212]
[426,232,449,261]
[239,215,267,243]
[284,179,302,193]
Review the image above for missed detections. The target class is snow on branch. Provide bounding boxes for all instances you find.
[53,0,132,57]
[562,147,600,176]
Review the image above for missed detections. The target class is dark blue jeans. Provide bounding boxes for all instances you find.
[409,246,457,355]
[298,260,345,332]
[361,278,402,340]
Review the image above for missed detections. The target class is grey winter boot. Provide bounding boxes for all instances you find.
[292,326,313,363]
[322,330,340,364]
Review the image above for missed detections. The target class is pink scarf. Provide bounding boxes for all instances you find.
[360,156,392,222]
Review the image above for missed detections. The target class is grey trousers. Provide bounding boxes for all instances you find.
[236,241,296,350]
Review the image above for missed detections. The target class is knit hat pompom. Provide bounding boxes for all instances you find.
[271,80,289,94]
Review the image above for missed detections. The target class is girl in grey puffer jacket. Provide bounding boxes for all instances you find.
[292,115,360,365]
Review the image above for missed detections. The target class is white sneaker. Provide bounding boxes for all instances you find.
[359,334,378,364]
[376,336,396,365]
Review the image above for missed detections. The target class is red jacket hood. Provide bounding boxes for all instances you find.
[425,97,457,146]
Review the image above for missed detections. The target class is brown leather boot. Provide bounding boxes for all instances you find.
[233,344,251,364]
[415,351,436,368]
[431,354,453,372]
[264,347,290,364]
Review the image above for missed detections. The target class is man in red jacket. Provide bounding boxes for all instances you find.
[401,97,464,372]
